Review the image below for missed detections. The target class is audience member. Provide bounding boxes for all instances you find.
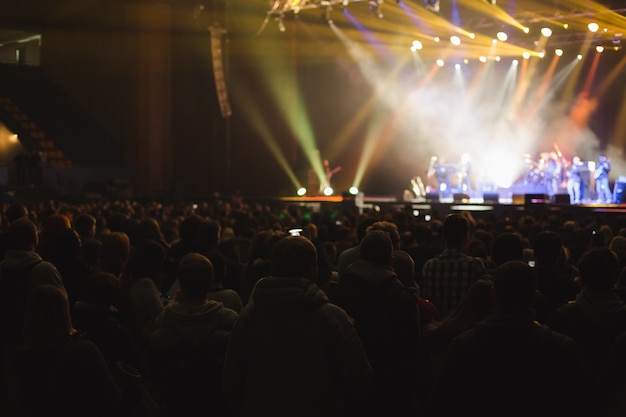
[327,230,420,417]
[429,260,591,417]
[549,247,626,389]
[148,252,237,416]
[10,284,123,417]
[48,227,91,317]
[240,229,286,304]
[74,270,143,372]
[74,213,102,268]
[196,218,243,295]
[98,231,131,277]
[223,236,372,417]
[336,217,377,275]
[531,230,580,323]
[422,213,487,317]
[205,250,244,313]
[422,279,495,368]
[1,217,66,348]
[482,231,524,278]
[117,239,167,355]
[36,211,72,262]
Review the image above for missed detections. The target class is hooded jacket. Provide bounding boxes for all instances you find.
[2,249,65,292]
[150,299,237,351]
[326,260,421,416]
[223,276,373,417]
[328,259,420,377]
[431,314,590,417]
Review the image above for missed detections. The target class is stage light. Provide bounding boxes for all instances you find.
[596,45,604,53]
[522,51,531,59]
[463,58,469,64]
[297,187,307,196]
[425,0,440,12]
[523,27,529,33]
[323,186,334,196]
[495,56,501,61]
[555,49,563,56]
[613,35,622,50]
[450,35,461,46]
[541,27,552,37]
[479,56,487,62]
[538,51,545,58]
[563,23,569,29]
[455,63,461,69]
[411,40,423,50]
[277,16,286,32]
[369,0,383,18]
[588,23,599,33]
[496,31,508,42]
[436,59,445,67]
[469,33,475,39]
[349,186,359,195]
[577,54,583,60]
[513,59,518,65]
[434,37,440,43]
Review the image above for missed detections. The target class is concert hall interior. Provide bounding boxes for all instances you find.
[0,0,625,203]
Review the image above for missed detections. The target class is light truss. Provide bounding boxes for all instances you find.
[465,7,626,48]
[255,0,379,35]
[255,0,626,52]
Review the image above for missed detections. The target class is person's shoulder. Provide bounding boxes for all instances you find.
[530,321,578,346]
[320,302,355,324]
[63,334,105,357]
[36,259,58,271]
[220,304,239,321]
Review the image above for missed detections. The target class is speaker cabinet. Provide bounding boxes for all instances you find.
[551,194,571,204]
[483,193,499,204]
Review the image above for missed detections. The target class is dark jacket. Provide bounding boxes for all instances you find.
[431,314,591,417]
[223,276,373,417]
[549,289,626,379]
[148,299,237,415]
[327,260,421,417]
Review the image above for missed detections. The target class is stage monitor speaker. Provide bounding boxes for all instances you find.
[453,193,470,203]
[551,194,571,205]
[525,193,548,205]
[483,193,499,204]
[425,192,439,203]
[614,181,626,203]
[512,194,525,205]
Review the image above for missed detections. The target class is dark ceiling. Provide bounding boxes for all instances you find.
[2,0,625,44]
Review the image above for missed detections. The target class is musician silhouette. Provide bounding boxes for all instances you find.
[321,159,342,195]
[458,153,472,194]
[595,154,612,203]
[427,156,453,198]
[566,156,584,204]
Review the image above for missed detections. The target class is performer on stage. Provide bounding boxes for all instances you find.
[594,154,612,203]
[427,156,452,198]
[566,156,584,204]
[321,159,342,194]
[543,152,561,198]
[457,153,472,194]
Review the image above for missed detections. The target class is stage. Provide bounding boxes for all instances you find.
[275,190,626,224]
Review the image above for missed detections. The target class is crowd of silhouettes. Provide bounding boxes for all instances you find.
[3,196,626,416]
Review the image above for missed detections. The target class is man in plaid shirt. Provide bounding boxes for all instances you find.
[421,213,486,317]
